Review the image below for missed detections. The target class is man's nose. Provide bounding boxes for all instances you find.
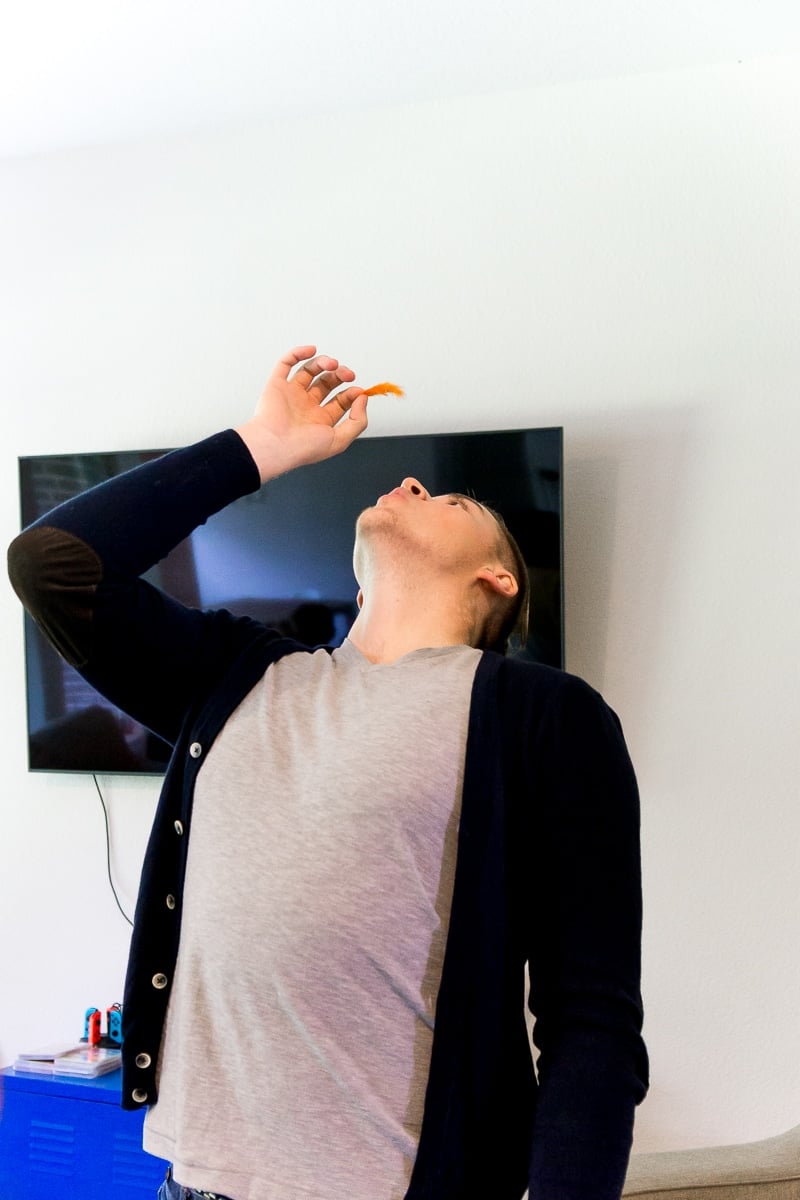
[401,477,430,499]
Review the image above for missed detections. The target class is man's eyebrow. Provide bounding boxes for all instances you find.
[448,492,486,515]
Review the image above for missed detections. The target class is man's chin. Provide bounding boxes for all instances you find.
[353,504,406,568]
[356,503,396,531]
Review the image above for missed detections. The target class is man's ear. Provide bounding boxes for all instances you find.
[476,566,519,598]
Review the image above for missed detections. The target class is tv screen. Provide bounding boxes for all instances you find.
[18,427,563,775]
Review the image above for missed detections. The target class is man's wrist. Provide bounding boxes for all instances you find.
[232,421,296,484]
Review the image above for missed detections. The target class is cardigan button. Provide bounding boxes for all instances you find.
[166,894,176,910]
[132,1088,148,1104]
[189,742,202,758]
[174,820,184,836]
[135,1053,152,1069]
[152,973,168,990]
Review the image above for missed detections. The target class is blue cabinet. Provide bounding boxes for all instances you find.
[0,1067,167,1199]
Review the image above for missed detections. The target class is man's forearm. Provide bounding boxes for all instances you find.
[528,1028,646,1198]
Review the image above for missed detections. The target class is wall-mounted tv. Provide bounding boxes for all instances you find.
[18,426,563,775]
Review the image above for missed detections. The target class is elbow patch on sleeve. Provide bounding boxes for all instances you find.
[8,525,103,669]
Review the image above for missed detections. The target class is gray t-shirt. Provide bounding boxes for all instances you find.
[144,637,481,1200]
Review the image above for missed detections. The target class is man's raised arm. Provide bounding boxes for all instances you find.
[7,346,370,742]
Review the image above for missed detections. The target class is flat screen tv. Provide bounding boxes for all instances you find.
[18,427,563,775]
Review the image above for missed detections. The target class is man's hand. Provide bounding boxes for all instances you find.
[235,345,369,482]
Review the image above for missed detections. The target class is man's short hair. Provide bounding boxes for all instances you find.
[483,507,530,655]
[450,495,530,656]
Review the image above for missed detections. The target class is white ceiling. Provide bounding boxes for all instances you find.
[3,0,800,161]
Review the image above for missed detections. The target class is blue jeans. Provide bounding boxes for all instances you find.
[157,1165,235,1200]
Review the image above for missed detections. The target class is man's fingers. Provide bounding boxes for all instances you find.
[331,391,369,452]
[322,384,365,421]
[309,366,357,400]
[294,357,339,385]
[271,349,358,401]
[272,345,318,382]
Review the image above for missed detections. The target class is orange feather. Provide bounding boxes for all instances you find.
[362,381,404,397]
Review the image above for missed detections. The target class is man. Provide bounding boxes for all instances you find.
[8,345,648,1200]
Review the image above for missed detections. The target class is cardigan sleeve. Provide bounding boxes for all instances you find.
[524,673,649,1200]
[7,430,269,745]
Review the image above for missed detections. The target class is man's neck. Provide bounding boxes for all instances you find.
[347,593,474,665]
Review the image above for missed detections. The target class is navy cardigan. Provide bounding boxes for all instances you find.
[8,430,648,1199]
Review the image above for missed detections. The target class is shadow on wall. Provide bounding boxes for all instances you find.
[563,403,703,1155]
[563,403,701,739]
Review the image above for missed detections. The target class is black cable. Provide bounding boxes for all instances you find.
[92,773,134,927]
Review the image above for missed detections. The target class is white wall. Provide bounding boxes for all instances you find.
[1,57,799,1154]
